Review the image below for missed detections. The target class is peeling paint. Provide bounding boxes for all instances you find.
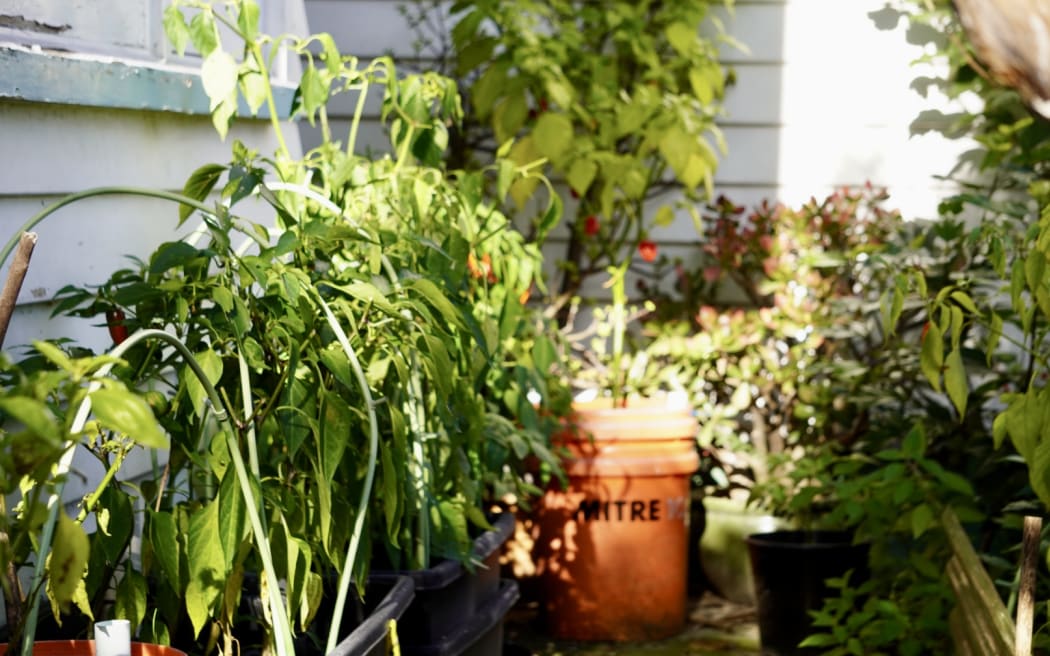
[0,14,70,34]
[30,287,46,299]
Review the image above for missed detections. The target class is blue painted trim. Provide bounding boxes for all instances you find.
[0,46,296,118]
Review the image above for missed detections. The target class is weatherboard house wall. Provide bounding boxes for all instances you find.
[0,0,307,354]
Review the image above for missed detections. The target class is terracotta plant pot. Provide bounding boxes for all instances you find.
[0,642,186,656]
[535,397,699,641]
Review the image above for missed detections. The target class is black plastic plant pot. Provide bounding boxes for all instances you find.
[370,510,517,653]
[745,530,870,655]
[326,575,416,656]
[409,579,521,656]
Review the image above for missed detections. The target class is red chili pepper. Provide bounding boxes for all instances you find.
[106,308,128,345]
[638,240,658,262]
[584,215,600,236]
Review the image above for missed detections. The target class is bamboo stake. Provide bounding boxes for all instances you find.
[1015,515,1042,656]
[0,232,37,349]
[0,233,34,632]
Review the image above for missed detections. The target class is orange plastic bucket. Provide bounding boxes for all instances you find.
[0,642,186,656]
[535,397,699,641]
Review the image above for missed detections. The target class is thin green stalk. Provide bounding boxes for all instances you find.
[237,352,261,477]
[315,293,380,655]
[346,82,370,155]
[75,447,129,523]
[608,261,629,406]
[0,187,215,274]
[250,40,291,161]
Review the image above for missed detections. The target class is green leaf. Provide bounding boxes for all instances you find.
[184,349,223,419]
[90,387,168,449]
[653,205,675,227]
[381,442,401,541]
[919,324,943,392]
[163,5,190,56]
[47,511,90,609]
[1025,250,1047,291]
[910,503,934,538]
[217,468,246,568]
[544,78,574,109]
[472,62,508,119]
[1031,437,1050,508]
[531,112,573,165]
[148,511,180,588]
[114,568,148,632]
[944,348,968,417]
[211,96,238,141]
[236,0,260,41]
[665,22,697,55]
[689,64,722,105]
[537,192,562,243]
[0,396,61,442]
[32,340,75,373]
[950,290,979,314]
[240,71,267,115]
[508,136,541,208]
[320,393,351,481]
[188,11,219,58]
[298,64,329,125]
[987,313,1003,366]
[150,241,206,274]
[901,423,927,459]
[567,158,598,197]
[496,159,515,202]
[180,163,226,223]
[493,90,528,145]
[414,178,434,219]
[333,281,398,317]
[186,500,224,637]
[408,278,466,331]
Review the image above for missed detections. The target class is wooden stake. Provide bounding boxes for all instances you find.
[0,232,37,349]
[1015,515,1042,656]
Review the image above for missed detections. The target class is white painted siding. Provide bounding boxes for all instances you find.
[0,0,309,354]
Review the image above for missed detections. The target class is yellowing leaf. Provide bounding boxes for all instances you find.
[202,50,239,109]
[567,158,598,197]
[508,137,541,208]
[654,205,675,227]
[665,22,697,55]
[944,348,968,418]
[47,512,90,611]
[919,325,944,392]
[532,112,573,165]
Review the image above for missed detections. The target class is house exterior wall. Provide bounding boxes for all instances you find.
[300,0,971,297]
[0,0,308,354]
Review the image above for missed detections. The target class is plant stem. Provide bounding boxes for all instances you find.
[315,294,381,655]
[608,261,629,406]
[75,445,129,523]
[237,351,261,477]
[347,81,371,155]
[0,188,216,274]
